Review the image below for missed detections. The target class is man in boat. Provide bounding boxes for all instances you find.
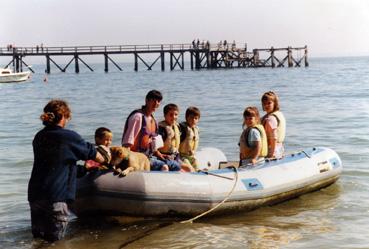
[121,90,171,171]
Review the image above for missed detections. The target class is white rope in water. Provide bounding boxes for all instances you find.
[180,166,239,224]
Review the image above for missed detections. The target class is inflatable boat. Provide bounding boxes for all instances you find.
[74,147,342,217]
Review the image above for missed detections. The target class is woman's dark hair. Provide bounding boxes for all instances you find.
[40,99,71,126]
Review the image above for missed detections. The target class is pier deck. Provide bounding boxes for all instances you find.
[0,43,308,73]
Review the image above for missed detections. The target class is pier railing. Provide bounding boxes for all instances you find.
[0,43,248,54]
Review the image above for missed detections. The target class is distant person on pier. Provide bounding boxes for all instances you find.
[205,40,210,49]
[121,90,170,171]
[179,106,201,170]
[28,99,110,242]
[261,91,286,159]
[239,106,267,166]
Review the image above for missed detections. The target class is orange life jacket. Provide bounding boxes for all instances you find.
[123,108,158,153]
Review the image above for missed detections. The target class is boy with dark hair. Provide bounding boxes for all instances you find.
[157,104,195,172]
[179,106,201,169]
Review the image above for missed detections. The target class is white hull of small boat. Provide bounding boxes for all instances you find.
[74,147,342,217]
[0,69,30,83]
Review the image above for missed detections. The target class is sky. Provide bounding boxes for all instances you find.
[1,0,369,57]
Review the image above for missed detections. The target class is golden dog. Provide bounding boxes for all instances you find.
[109,146,150,177]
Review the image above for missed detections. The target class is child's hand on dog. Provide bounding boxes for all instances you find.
[85,160,109,171]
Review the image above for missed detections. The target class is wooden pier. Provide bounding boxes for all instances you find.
[0,43,308,73]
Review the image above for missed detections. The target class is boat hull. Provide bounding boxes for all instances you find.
[0,71,30,83]
[74,147,342,217]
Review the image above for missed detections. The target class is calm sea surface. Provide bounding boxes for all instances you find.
[1,57,369,248]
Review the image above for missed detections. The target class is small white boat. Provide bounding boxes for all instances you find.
[0,68,31,83]
[74,147,342,217]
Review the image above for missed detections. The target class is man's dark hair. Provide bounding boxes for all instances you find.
[145,90,163,101]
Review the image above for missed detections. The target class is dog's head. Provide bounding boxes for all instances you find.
[110,146,130,167]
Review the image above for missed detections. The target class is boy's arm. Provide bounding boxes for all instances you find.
[156,127,170,160]
[264,116,278,158]
[250,141,262,164]
[267,138,276,158]
[158,126,168,142]
[179,123,186,142]
[84,146,111,171]
[95,145,111,164]
[153,150,167,160]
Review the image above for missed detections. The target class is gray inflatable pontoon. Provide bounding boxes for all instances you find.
[74,147,342,217]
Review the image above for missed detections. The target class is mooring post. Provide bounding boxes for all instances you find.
[46,55,50,73]
[205,51,210,69]
[287,47,293,67]
[74,54,79,73]
[253,49,259,67]
[195,52,200,69]
[134,53,138,71]
[19,56,23,72]
[209,52,213,69]
[304,45,309,67]
[181,52,184,70]
[170,52,173,70]
[190,52,194,70]
[160,45,165,71]
[15,55,21,72]
[104,53,109,72]
[271,47,275,68]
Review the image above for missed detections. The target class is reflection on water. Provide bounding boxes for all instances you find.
[9,184,341,249]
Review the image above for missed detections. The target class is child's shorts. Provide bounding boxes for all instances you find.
[164,159,181,171]
[150,157,181,171]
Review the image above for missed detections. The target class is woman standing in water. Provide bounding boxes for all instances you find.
[28,99,110,242]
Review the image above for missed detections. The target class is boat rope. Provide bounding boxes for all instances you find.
[180,166,239,224]
[301,150,311,158]
[201,170,234,180]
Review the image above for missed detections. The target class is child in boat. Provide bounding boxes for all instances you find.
[157,104,195,172]
[85,127,113,169]
[179,106,201,170]
[239,106,268,165]
[261,91,286,159]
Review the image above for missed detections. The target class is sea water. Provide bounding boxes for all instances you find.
[0,57,369,248]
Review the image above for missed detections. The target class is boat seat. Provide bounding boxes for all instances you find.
[219,161,239,169]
